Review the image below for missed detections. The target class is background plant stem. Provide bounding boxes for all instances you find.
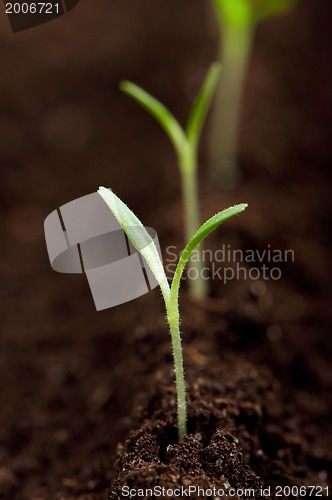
[209,22,254,188]
[180,152,208,300]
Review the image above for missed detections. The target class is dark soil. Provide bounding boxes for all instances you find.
[0,0,331,498]
[110,351,328,499]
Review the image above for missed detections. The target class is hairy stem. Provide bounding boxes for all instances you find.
[166,304,187,440]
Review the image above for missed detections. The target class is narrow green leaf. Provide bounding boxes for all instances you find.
[120,81,189,161]
[186,63,221,151]
[255,0,296,22]
[98,187,171,305]
[171,204,248,300]
[212,0,295,27]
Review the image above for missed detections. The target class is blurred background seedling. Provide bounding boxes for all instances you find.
[120,63,221,300]
[209,0,296,188]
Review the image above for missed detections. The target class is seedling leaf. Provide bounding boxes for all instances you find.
[255,0,296,22]
[98,187,170,305]
[212,0,295,28]
[186,63,221,152]
[119,81,189,161]
[171,204,248,302]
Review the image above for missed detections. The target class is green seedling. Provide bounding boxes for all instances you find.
[209,0,295,187]
[120,63,221,301]
[98,186,247,440]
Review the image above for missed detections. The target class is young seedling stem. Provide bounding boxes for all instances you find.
[209,0,295,187]
[120,63,221,301]
[98,186,247,440]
